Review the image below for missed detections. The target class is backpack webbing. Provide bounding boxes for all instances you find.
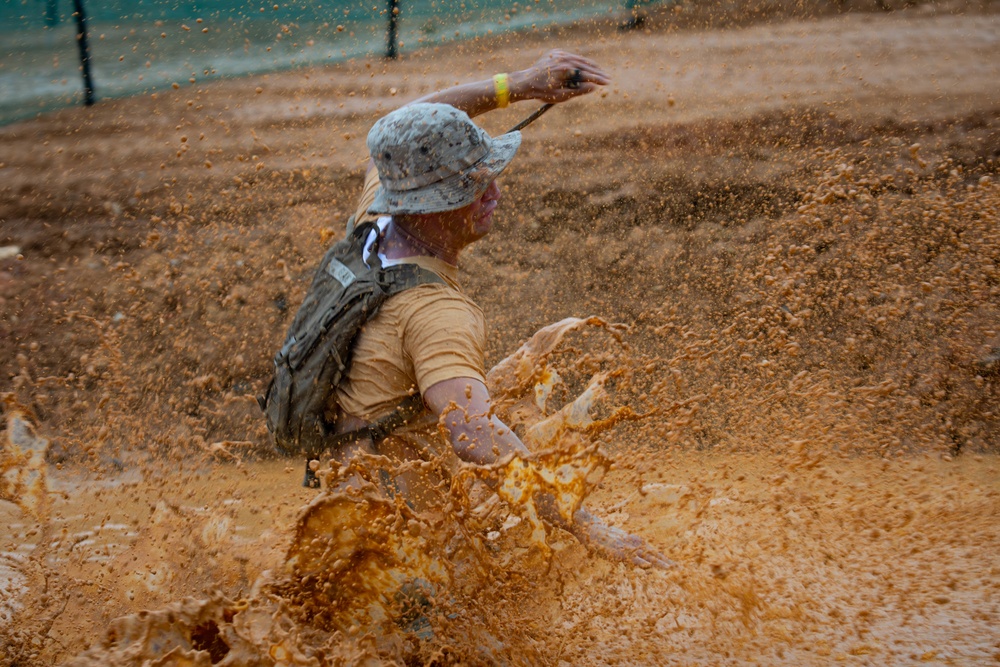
[258,221,444,462]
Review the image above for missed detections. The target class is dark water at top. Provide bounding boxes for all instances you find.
[0,0,621,125]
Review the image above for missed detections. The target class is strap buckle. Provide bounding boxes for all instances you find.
[301,393,426,489]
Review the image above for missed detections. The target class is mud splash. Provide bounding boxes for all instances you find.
[58,318,647,665]
[2,8,1000,665]
[43,316,1000,666]
[1,395,51,522]
[4,257,999,665]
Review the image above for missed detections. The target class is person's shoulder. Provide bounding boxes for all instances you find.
[396,282,486,370]
[391,281,482,323]
[393,281,476,308]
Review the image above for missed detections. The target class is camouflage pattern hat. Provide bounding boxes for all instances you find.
[367,103,522,215]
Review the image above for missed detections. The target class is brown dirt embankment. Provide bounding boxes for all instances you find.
[1,7,997,462]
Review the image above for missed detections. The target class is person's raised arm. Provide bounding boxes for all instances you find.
[366,49,609,174]
[411,49,610,119]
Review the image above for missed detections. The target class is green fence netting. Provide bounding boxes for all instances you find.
[1,0,638,125]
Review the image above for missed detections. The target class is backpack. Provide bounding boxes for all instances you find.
[257,220,443,464]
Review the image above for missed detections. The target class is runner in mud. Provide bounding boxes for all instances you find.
[298,49,672,570]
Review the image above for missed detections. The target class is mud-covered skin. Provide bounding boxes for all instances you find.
[571,508,677,570]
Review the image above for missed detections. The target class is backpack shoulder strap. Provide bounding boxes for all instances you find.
[380,262,446,295]
[362,222,448,294]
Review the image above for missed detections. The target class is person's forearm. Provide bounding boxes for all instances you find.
[388,49,608,142]
[410,71,532,119]
[411,79,498,119]
[444,411,529,465]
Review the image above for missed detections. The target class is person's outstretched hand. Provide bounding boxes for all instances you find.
[513,49,610,104]
[572,508,676,570]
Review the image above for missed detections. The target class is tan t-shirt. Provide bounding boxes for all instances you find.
[334,169,487,429]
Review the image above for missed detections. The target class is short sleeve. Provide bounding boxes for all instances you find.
[399,284,486,394]
[352,167,383,227]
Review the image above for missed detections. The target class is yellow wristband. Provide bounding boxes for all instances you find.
[493,73,510,109]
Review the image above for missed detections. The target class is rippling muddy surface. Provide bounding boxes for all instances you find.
[2,3,1000,665]
[4,429,998,665]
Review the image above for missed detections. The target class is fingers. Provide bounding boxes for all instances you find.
[517,49,610,105]
[607,531,677,570]
[539,50,609,88]
[554,63,609,90]
[543,49,607,77]
[574,64,611,87]
[629,546,677,570]
[574,513,677,570]
[644,551,679,570]
[555,53,610,86]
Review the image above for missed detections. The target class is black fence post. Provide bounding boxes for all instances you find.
[71,0,96,106]
[45,0,59,27]
[386,0,399,59]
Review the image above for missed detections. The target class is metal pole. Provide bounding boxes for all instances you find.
[386,0,399,60]
[45,0,59,27]
[71,0,96,106]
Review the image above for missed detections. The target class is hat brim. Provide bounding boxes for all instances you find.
[367,130,521,216]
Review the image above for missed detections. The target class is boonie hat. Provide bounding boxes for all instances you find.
[367,103,521,215]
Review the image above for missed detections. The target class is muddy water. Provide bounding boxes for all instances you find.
[2,447,997,664]
[582,452,999,665]
[4,328,999,666]
[1,460,310,629]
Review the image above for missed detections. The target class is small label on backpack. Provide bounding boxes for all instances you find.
[326,258,357,288]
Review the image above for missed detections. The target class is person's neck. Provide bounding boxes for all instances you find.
[382,217,460,266]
